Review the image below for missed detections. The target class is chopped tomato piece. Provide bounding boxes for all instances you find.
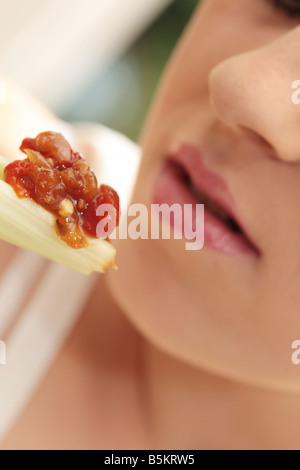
[4,132,120,249]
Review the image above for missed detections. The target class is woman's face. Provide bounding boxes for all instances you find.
[109,0,300,391]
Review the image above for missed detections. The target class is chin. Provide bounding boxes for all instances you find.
[107,234,300,394]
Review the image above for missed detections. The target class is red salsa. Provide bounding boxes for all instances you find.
[4,132,120,249]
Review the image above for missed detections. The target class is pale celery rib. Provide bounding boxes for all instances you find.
[0,155,116,275]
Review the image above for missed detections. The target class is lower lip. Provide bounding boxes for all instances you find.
[152,161,258,259]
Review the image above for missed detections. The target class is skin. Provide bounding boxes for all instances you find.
[111,0,300,391]
[2,0,300,450]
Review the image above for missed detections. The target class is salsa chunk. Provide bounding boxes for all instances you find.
[4,132,120,249]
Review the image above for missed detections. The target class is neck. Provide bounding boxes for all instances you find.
[143,342,300,450]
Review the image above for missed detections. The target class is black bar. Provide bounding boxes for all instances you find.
[100,452,199,465]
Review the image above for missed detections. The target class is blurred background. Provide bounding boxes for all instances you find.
[0,0,198,142]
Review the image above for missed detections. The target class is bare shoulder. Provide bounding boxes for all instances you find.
[1,277,148,450]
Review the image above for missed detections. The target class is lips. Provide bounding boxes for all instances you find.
[152,143,260,259]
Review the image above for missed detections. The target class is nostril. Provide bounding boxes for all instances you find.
[238,125,279,160]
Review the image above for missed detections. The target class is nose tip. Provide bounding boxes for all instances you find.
[208,44,300,163]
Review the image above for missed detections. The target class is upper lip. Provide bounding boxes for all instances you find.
[165,142,260,255]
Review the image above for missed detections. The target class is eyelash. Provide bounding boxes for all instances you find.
[271,0,300,17]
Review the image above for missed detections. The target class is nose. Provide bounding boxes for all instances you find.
[209,26,300,162]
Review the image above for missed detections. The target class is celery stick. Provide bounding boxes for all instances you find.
[0,156,116,275]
